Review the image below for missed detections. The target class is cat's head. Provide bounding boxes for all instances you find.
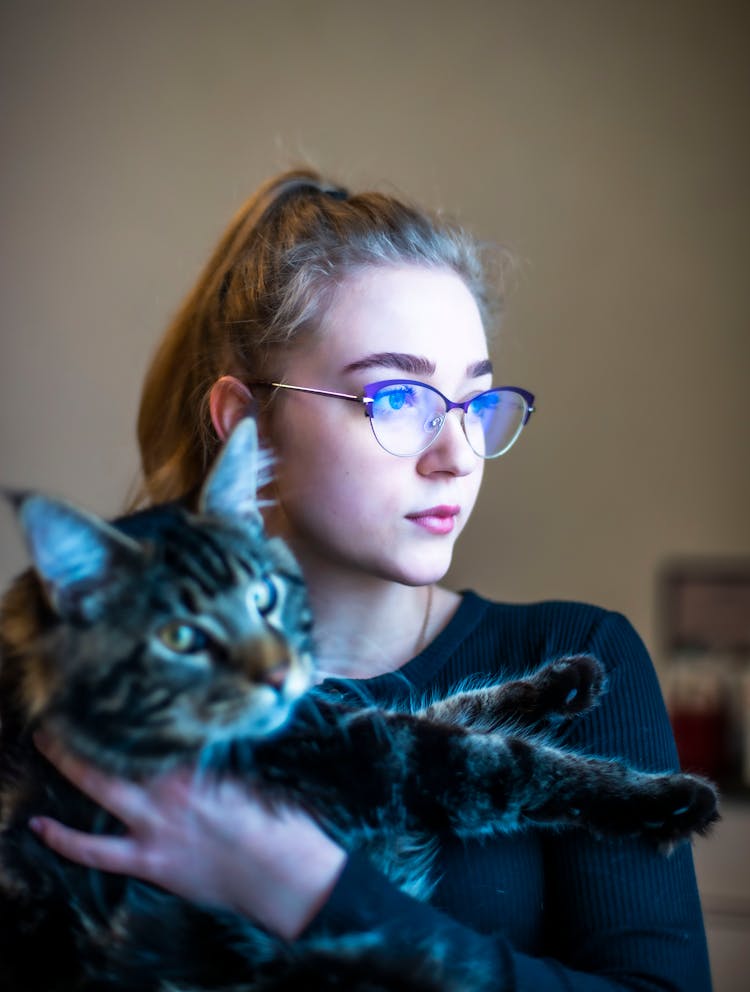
[2,419,315,773]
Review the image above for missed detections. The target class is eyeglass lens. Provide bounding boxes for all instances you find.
[368,382,528,458]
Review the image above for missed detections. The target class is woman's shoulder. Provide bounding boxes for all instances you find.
[444,591,647,682]
[439,595,670,760]
[461,589,629,643]
[469,590,610,621]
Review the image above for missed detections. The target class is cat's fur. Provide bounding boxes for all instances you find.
[0,419,719,992]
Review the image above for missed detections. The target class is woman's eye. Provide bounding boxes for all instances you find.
[469,390,500,419]
[158,621,209,654]
[376,386,416,412]
[250,577,278,616]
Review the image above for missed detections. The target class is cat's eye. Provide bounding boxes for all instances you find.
[249,578,277,616]
[158,621,210,654]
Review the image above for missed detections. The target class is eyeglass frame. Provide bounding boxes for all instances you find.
[249,378,536,459]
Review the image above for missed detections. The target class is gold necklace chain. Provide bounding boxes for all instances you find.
[414,584,434,656]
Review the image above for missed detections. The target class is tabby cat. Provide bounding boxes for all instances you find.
[0,419,718,992]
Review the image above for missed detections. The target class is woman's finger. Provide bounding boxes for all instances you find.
[33,730,151,827]
[29,815,143,875]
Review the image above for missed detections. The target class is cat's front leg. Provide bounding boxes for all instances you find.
[522,752,720,851]
[417,655,606,733]
[242,698,408,832]
[402,723,719,850]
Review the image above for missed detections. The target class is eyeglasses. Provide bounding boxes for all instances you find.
[251,379,535,459]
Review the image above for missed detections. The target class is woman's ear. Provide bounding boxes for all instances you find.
[209,376,255,441]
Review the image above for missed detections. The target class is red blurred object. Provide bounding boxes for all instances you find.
[670,706,728,781]
[666,659,730,781]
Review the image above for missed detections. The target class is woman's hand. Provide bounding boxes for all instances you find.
[30,731,347,940]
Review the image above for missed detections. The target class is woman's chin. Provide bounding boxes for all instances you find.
[390,553,454,588]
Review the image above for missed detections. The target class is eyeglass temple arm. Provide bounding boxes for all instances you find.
[261,381,370,410]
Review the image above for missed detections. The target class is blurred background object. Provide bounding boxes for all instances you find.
[660,559,750,790]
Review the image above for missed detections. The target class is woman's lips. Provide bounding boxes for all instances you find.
[406,505,460,535]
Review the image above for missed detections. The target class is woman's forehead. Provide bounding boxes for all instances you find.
[326,264,482,321]
[298,265,488,376]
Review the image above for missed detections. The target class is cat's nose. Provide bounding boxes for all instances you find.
[261,658,291,691]
[235,630,292,691]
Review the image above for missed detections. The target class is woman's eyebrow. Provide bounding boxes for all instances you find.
[469,359,493,378]
[341,353,493,378]
[341,352,435,375]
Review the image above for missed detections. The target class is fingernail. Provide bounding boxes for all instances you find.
[29,817,43,833]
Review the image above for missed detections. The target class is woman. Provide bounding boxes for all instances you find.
[31,169,712,989]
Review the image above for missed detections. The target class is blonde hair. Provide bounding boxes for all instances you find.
[133,168,503,507]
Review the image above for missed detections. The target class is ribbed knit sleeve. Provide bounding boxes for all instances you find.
[305,596,713,991]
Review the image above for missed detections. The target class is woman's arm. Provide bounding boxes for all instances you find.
[533,609,713,989]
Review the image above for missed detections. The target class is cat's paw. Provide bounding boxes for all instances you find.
[638,774,720,851]
[535,655,607,718]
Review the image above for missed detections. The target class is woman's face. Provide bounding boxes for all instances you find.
[265,265,491,588]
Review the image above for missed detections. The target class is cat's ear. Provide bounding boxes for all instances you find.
[199,417,273,526]
[5,491,143,620]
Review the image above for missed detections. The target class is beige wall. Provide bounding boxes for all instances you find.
[1,0,749,669]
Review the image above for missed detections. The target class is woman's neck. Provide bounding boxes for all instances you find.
[302,571,459,681]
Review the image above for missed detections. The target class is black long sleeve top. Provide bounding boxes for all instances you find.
[307,592,713,991]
